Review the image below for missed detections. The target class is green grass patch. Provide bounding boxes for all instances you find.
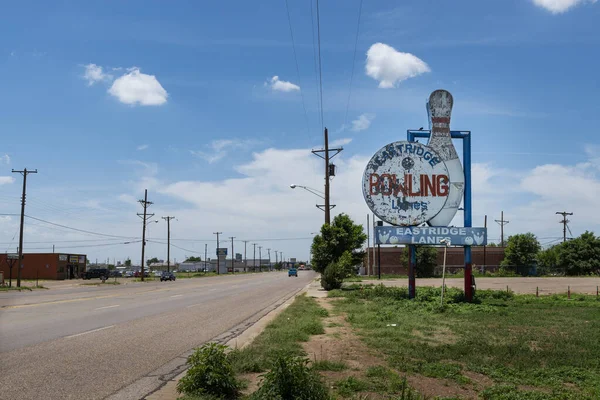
[311,360,348,372]
[331,285,600,399]
[334,376,370,397]
[0,285,47,291]
[175,272,218,279]
[228,294,328,374]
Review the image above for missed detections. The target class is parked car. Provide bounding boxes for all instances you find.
[110,270,122,277]
[124,271,134,278]
[288,267,297,277]
[84,268,110,280]
[154,270,162,277]
[134,270,150,278]
[160,271,176,282]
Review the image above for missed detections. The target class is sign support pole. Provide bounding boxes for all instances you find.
[409,245,416,299]
[463,132,473,302]
[377,244,381,280]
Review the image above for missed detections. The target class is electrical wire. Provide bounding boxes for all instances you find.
[146,239,204,255]
[316,0,324,132]
[309,0,321,136]
[24,215,139,239]
[284,0,312,144]
[342,0,363,133]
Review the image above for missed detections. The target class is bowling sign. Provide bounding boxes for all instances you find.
[362,89,465,227]
[375,226,487,246]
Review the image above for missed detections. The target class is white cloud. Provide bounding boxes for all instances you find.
[266,76,300,92]
[191,139,258,164]
[1,154,10,164]
[83,63,113,86]
[532,0,597,14]
[351,114,375,132]
[137,144,149,151]
[108,68,168,106]
[330,138,353,147]
[0,176,15,185]
[365,43,430,88]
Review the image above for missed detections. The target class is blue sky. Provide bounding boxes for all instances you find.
[1,0,599,264]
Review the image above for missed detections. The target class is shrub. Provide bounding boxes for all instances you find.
[321,251,355,291]
[176,342,241,399]
[249,354,330,400]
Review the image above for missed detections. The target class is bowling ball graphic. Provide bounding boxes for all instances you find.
[402,157,414,170]
[464,236,474,245]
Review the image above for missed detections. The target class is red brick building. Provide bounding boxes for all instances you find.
[364,246,505,275]
[0,253,87,281]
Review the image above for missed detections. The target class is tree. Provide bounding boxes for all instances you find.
[501,233,540,272]
[399,246,438,277]
[147,257,159,267]
[537,245,560,275]
[311,214,367,275]
[107,264,116,271]
[124,258,132,267]
[184,256,202,262]
[321,251,356,290]
[556,231,600,276]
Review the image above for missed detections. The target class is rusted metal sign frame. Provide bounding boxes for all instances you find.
[407,129,473,302]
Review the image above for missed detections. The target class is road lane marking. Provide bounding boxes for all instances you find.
[170,294,183,298]
[209,288,217,292]
[94,305,120,310]
[66,325,115,338]
[186,303,202,308]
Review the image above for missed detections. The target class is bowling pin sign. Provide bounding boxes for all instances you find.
[425,90,465,227]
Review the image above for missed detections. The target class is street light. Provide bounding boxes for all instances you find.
[289,184,325,199]
[440,238,451,306]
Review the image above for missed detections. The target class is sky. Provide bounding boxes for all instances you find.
[1,0,599,265]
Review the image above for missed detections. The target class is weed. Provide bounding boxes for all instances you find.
[334,376,369,397]
[249,354,330,400]
[177,342,241,399]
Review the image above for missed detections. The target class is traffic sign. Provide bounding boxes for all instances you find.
[7,253,18,260]
[216,248,228,256]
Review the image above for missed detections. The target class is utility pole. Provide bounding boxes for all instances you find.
[243,240,248,272]
[162,216,175,273]
[275,251,278,268]
[556,211,573,243]
[258,246,262,272]
[483,215,487,274]
[267,248,271,270]
[214,232,222,274]
[229,237,235,273]
[253,243,257,272]
[204,244,207,272]
[495,211,509,247]
[137,189,154,282]
[312,128,342,225]
[12,168,37,288]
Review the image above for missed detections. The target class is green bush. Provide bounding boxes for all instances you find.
[321,251,355,291]
[249,354,330,400]
[176,343,241,399]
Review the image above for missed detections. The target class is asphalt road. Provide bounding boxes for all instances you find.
[0,271,316,400]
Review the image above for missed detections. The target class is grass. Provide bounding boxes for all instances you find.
[346,274,408,282]
[175,272,218,279]
[0,285,47,291]
[329,285,600,399]
[228,294,328,374]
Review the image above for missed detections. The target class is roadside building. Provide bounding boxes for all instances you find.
[0,253,88,281]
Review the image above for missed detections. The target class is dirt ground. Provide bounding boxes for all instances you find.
[375,277,600,295]
[299,297,488,399]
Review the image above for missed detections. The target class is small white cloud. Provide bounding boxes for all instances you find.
[365,43,430,88]
[266,76,300,92]
[330,138,353,147]
[351,114,375,132]
[191,139,257,164]
[0,176,15,185]
[532,0,596,14]
[137,144,149,151]
[84,63,113,86]
[1,154,10,164]
[108,68,168,106]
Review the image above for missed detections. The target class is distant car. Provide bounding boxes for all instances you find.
[110,270,123,277]
[154,270,162,277]
[288,268,297,277]
[124,271,134,278]
[160,271,176,282]
[134,270,150,278]
[84,268,110,280]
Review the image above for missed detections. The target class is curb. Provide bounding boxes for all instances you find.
[138,279,318,400]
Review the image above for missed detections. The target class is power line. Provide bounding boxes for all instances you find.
[309,0,321,135]
[316,0,324,132]
[284,0,312,144]
[24,215,138,239]
[146,239,203,255]
[342,0,364,132]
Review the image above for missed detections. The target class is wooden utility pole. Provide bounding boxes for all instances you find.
[243,240,248,272]
[214,232,222,274]
[229,237,235,273]
[483,215,487,274]
[137,190,154,282]
[162,216,175,272]
[258,246,262,272]
[12,168,37,287]
[312,128,342,225]
[253,243,257,272]
[495,211,509,247]
[556,211,573,242]
[267,248,271,270]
